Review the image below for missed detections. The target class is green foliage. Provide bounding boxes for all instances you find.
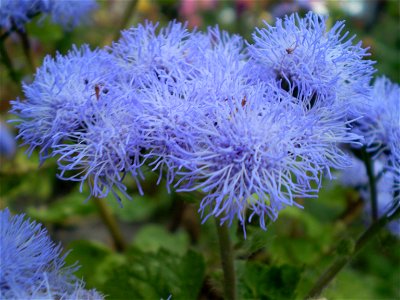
[64,240,115,288]
[1,2,399,300]
[237,261,301,300]
[100,248,205,300]
[132,224,190,255]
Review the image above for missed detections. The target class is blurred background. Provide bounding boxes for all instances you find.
[1,1,399,299]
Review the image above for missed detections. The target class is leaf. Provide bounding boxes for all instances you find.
[64,240,114,288]
[26,189,97,224]
[238,261,301,300]
[101,248,205,300]
[132,224,190,255]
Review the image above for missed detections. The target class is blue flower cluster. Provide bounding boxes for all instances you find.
[0,0,97,31]
[341,157,400,236]
[11,12,398,231]
[0,208,103,299]
[355,76,400,202]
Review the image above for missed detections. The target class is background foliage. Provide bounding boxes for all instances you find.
[1,0,399,299]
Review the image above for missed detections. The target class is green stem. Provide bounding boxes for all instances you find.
[215,218,237,300]
[305,206,400,299]
[93,197,127,252]
[361,148,378,222]
[0,38,20,84]
[15,27,35,73]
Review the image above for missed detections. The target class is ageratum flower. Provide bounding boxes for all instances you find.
[49,0,98,30]
[356,76,400,156]
[52,89,145,201]
[135,26,250,191]
[11,45,145,201]
[248,12,375,115]
[0,208,104,299]
[11,45,119,161]
[340,157,400,236]
[110,20,206,87]
[0,0,97,31]
[173,78,359,230]
[0,0,45,30]
[0,121,16,160]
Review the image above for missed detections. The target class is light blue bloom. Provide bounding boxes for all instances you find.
[0,208,104,299]
[358,76,400,157]
[341,157,399,236]
[11,45,119,160]
[248,12,375,115]
[0,0,97,31]
[49,0,98,30]
[0,121,16,160]
[111,20,205,87]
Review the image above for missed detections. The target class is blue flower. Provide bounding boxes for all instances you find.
[0,208,104,299]
[0,0,45,30]
[248,12,375,115]
[340,157,400,236]
[111,20,205,87]
[52,89,145,201]
[11,45,146,201]
[0,0,97,31]
[11,45,119,160]
[0,121,16,160]
[48,0,98,30]
[173,79,359,230]
[358,76,399,156]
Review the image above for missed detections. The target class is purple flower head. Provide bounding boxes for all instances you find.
[111,20,205,87]
[248,12,375,115]
[357,76,400,156]
[0,121,16,160]
[0,0,97,31]
[52,90,145,202]
[173,79,357,231]
[0,208,104,299]
[49,0,98,30]
[0,0,45,30]
[341,157,399,236]
[11,45,120,161]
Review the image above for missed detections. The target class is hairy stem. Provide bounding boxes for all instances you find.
[362,148,378,222]
[305,206,400,299]
[215,218,237,300]
[93,197,127,252]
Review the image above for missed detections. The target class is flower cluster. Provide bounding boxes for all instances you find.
[0,0,97,31]
[351,76,400,204]
[12,12,393,232]
[340,157,400,236]
[0,208,103,299]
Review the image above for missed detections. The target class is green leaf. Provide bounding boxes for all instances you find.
[101,248,205,300]
[132,224,190,255]
[64,240,114,288]
[238,261,301,300]
[26,189,96,224]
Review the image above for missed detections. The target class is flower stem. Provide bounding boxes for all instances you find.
[15,27,35,73]
[305,206,400,299]
[0,38,20,84]
[93,197,127,252]
[214,218,237,300]
[361,148,378,222]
